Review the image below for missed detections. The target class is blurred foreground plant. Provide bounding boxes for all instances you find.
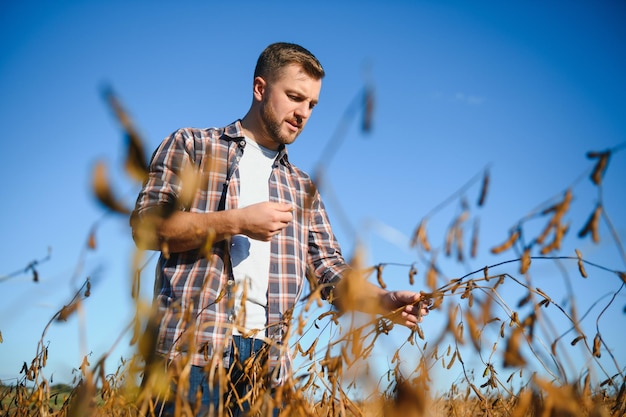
[1,88,625,417]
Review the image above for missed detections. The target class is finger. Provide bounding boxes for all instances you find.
[273,202,294,212]
[271,228,285,236]
[402,311,421,325]
[402,310,422,323]
[276,211,293,223]
[395,291,420,306]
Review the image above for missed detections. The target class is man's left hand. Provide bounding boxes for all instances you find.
[380,290,431,327]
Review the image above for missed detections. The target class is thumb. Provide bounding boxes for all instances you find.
[396,290,420,305]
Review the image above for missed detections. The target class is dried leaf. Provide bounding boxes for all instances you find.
[510,389,532,417]
[199,228,216,259]
[536,220,554,245]
[582,372,591,399]
[471,218,479,258]
[103,86,149,182]
[578,205,602,243]
[426,263,437,291]
[362,86,375,133]
[445,226,454,257]
[408,264,417,286]
[491,231,519,254]
[587,150,611,185]
[179,163,201,210]
[79,355,90,373]
[477,169,489,207]
[593,333,601,358]
[506,371,515,384]
[542,188,573,216]
[575,249,588,278]
[57,301,80,322]
[465,311,481,351]
[539,222,569,254]
[517,292,531,308]
[455,226,464,262]
[87,229,97,250]
[446,350,457,369]
[416,324,424,340]
[376,264,386,289]
[503,327,526,368]
[92,161,130,214]
[124,132,149,183]
[410,219,431,251]
[520,247,531,274]
[450,278,462,294]
[160,240,170,260]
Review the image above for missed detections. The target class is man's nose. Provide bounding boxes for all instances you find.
[294,102,312,121]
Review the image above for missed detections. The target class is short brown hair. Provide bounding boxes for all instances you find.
[254,42,325,81]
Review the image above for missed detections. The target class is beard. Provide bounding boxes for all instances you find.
[260,101,301,146]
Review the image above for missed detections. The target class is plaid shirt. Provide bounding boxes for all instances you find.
[132,120,348,374]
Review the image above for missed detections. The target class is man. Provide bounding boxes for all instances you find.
[131,42,430,416]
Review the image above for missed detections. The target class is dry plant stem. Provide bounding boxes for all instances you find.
[469,278,564,383]
[8,92,624,416]
[0,249,51,283]
[601,206,626,264]
[498,273,617,382]
[312,168,358,239]
[421,166,491,221]
[310,87,373,239]
[439,256,623,294]
[511,280,573,383]
[34,279,91,381]
[535,259,579,378]
[453,339,488,406]
[313,87,369,174]
[594,282,626,378]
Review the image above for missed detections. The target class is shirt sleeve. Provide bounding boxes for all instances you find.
[306,190,350,300]
[131,128,195,221]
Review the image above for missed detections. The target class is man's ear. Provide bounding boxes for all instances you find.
[252,76,267,101]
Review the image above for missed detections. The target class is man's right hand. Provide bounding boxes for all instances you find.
[237,202,293,241]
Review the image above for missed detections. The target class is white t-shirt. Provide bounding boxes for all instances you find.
[230,137,278,335]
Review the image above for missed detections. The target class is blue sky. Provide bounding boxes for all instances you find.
[1,0,625,393]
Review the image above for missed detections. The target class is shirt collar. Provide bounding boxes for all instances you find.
[223,119,290,167]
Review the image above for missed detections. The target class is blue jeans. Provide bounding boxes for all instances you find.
[157,336,279,416]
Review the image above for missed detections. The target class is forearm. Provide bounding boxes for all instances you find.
[332,277,388,315]
[133,209,241,253]
[333,277,427,327]
[132,201,293,253]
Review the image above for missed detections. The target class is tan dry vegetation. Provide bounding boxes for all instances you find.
[1,88,625,416]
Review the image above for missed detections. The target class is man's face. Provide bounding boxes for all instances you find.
[257,63,322,150]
